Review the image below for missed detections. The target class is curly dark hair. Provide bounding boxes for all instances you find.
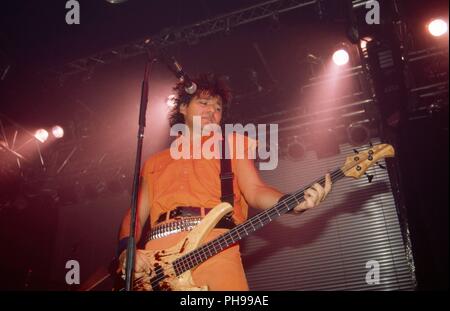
[168,73,232,127]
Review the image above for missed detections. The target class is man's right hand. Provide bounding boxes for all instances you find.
[117,249,152,283]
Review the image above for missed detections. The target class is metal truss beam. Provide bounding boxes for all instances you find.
[52,0,317,78]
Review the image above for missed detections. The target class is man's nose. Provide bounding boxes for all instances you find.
[205,104,215,113]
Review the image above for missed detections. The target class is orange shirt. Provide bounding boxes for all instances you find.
[141,133,257,227]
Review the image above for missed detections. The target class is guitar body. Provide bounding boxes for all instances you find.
[133,202,234,291]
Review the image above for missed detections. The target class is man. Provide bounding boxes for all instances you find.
[118,73,332,290]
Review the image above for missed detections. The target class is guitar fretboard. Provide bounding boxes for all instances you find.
[172,167,345,276]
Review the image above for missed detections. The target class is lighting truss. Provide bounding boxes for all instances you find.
[51,0,317,78]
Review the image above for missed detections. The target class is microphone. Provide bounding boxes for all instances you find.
[159,52,197,95]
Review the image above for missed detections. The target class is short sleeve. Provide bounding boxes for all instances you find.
[226,132,258,160]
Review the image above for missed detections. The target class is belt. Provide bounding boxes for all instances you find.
[156,206,205,223]
[149,206,235,241]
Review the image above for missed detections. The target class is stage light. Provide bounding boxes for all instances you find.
[52,125,64,139]
[332,49,350,66]
[428,19,448,37]
[105,0,128,3]
[34,129,49,143]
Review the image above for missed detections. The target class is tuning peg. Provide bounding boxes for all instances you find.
[365,173,374,183]
[353,149,359,154]
[377,162,386,170]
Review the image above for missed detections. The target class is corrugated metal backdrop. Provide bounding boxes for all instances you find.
[241,140,415,290]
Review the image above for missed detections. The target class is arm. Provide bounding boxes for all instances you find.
[118,176,150,243]
[235,157,332,212]
[235,157,283,210]
[117,177,153,278]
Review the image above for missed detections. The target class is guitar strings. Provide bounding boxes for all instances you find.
[172,168,344,271]
[145,168,347,288]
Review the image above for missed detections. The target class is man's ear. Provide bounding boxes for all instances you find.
[179,103,187,116]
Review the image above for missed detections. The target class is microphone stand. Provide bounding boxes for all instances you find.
[124,50,156,291]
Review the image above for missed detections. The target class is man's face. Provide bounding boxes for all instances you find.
[180,92,223,131]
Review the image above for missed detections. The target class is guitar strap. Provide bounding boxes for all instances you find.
[219,132,234,208]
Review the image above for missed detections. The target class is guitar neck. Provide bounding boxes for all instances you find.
[172,167,346,276]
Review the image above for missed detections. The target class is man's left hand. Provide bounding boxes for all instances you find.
[293,173,332,213]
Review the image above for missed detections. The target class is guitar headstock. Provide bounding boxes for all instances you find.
[342,144,395,179]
